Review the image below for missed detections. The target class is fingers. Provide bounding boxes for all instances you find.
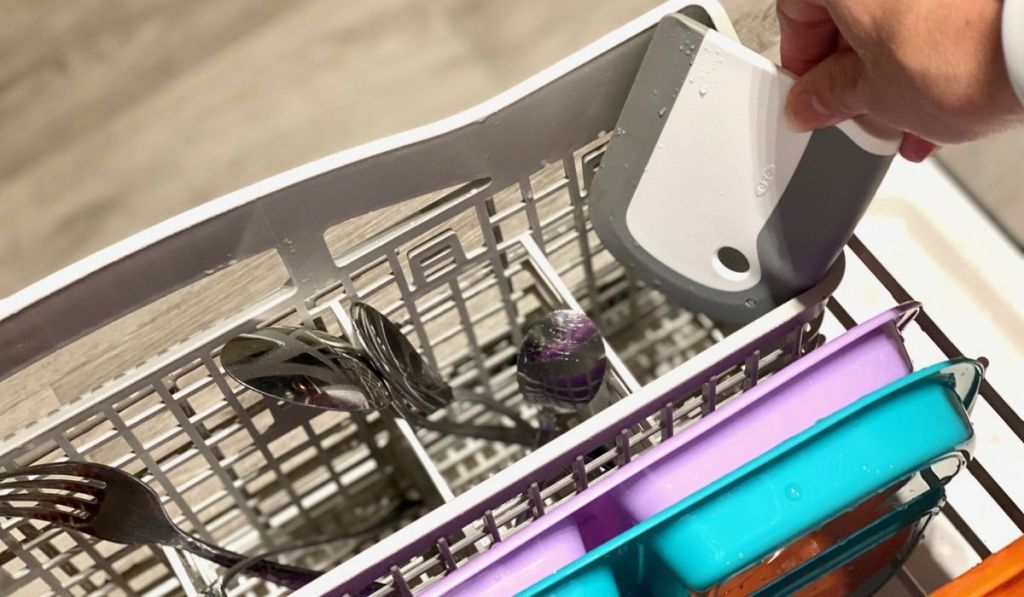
[785,49,866,130]
[777,0,837,75]
[899,134,939,162]
[779,1,869,130]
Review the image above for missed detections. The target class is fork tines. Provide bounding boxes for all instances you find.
[0,462,105,526]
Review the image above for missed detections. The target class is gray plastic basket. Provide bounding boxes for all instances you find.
[0,2,1020,596]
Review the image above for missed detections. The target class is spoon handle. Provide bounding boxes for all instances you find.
[449,388,537,434]
[174,533,320,589]
[401,388,538,445]
[403,411,538,446]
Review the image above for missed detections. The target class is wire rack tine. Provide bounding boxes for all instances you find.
[660,403,675,441]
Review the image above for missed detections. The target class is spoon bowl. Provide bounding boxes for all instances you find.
[350,302,451,416]
[350,302,538,445]
[222,309,539,445]
[221,327,391,413]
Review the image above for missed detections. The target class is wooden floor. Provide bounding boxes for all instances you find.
[0,0,1018,434]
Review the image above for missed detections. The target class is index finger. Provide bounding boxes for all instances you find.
[777,0,839,75]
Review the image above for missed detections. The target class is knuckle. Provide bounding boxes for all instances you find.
[824,57,863,115]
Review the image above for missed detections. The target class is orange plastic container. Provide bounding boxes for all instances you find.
[713,486,911,596]
[932,535,1024,597]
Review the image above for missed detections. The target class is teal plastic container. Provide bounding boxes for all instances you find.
[519,359,981,596]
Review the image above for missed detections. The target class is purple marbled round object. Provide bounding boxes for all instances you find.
[517,310,607,412]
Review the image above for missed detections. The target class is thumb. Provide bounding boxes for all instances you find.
[785,50,867,131]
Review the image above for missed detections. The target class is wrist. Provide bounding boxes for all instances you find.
[1004,0,1024,111]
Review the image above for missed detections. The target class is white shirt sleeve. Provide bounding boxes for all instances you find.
[1005,0,1024,105]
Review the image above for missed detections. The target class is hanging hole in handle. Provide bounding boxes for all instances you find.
[714,246,750,281]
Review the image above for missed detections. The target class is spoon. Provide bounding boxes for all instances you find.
[221,327,390,413]
[349,303,451,416]
[350,302,538,445]
[517,310,608,444]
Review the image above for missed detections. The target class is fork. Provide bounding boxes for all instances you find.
[0,461,320,589]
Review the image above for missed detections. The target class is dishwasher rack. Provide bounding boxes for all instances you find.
[0,2,1020,596]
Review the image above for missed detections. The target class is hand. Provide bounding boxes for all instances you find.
[778,0,1024,162]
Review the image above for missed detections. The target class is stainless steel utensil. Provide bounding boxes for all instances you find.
[221,327,391,413]
[0,462,319,589]
[349,302,452,416]
[350,302,538,445]
[212,498,415,595]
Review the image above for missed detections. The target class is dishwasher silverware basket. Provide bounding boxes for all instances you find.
[0,2,1020,596]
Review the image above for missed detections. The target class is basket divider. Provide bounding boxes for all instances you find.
[391,419,456,504]
[520,235,640,394]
